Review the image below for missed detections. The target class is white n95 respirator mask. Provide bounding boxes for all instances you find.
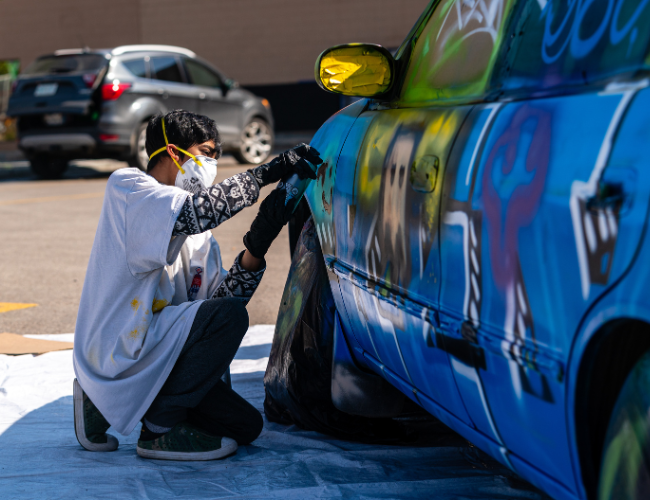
[175,155,218,194]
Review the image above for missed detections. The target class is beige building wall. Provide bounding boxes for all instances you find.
[0,0,430,85]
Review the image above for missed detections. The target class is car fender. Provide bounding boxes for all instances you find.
[126,96,167,126]
[305,99,367,230]
[241,100,274,131]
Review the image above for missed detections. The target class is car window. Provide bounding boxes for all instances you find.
[494,0,650,93]
[150,56,184,83]
[184,59,222,88]
[22,54,107,75]
[399,0,516,104]
[122,58,147,78]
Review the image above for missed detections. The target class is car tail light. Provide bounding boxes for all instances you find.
[99,134,120,142]
[101,80,132,101]
[82,73,97,88]
[11,80,18,93]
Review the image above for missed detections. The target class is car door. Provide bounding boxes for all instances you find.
[437,0,650,494]
[149,55,197,112]
[328,0,522,426]
[182,58,242,144]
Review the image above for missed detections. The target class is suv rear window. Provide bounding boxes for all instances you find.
[123,58,148,78]
[22,54,107,75]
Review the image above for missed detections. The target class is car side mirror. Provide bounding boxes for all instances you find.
[222,78,238,95]
[315,43,394,98]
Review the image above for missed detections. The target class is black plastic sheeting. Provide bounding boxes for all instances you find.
[263,219,457,444]
[265,218,412,442]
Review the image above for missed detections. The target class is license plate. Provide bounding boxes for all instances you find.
[34,83,58,97]
[44,113,64,126]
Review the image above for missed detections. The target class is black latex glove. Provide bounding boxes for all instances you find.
[243,188,294,259]
[248,143,322,188]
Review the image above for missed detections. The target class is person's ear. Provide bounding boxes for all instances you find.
[166,144,181,162]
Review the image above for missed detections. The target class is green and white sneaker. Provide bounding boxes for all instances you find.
[73,378,119,452]
[136,422,238,461]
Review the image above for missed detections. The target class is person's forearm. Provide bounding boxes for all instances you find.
[240,249,264,272]
[172,172,260,236]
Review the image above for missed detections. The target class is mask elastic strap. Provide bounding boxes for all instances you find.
[148,119,203,174]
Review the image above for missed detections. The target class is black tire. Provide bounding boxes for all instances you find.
[127,122,149,171]
[598,349,650,499]
[233,118,273,165]
[29,155,68,179]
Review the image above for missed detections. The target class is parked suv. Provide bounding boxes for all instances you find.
[7,45,274,178]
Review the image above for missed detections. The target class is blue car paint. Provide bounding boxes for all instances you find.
[303,1,650,498]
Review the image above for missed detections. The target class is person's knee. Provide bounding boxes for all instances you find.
[237,409,263,445]
[226,298,249,337]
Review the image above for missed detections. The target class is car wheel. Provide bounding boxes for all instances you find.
[234,118,273,165]
[598,349,650,499]
[29,155,68,179]
[127,122,149,171]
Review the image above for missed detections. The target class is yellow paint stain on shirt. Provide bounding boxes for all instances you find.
[0,303,38,314]
[130,298,141,312]
[152,299,168,313]
[129,328,141,340]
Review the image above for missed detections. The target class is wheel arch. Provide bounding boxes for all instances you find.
[571,316,650,499]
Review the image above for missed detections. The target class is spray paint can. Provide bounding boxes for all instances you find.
[276,163,317,213]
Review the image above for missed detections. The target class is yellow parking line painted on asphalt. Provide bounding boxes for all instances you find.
[0,192,104,206]
[0,303,38,314]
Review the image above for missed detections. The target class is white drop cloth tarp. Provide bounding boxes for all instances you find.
[0,325,549,499]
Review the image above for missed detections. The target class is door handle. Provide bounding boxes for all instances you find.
[157,89,169,99]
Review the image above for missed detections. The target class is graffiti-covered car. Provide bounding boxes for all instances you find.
[264,1,650,499]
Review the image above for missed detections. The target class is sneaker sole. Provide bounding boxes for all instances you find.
[73,379,119,452]
[136,436,238,461]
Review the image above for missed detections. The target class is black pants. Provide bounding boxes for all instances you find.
[144,298,263,445]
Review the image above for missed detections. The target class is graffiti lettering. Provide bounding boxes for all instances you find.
[437,0,506,46]
[541,0,650,63]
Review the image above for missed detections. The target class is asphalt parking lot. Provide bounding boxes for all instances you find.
[0,155,291,336]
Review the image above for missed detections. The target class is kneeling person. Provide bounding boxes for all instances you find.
[72,110,321,460]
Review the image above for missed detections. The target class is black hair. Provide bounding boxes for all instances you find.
[146,110,222,171]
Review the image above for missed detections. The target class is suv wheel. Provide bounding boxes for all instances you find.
[234,118,273,165]
[30,155,68,179]
[128,122,149,171]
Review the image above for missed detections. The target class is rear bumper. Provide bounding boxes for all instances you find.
[18,129,132,160]
[20,133,96,150]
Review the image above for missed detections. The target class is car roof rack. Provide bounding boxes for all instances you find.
[111,45,196,57]
[53,48,93,56]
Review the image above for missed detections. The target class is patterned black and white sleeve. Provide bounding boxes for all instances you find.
[172,172,260,235]
[212,251,265,305]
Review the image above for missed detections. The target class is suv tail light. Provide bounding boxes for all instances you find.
[82,73,97,88]
[101,80,132,101]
